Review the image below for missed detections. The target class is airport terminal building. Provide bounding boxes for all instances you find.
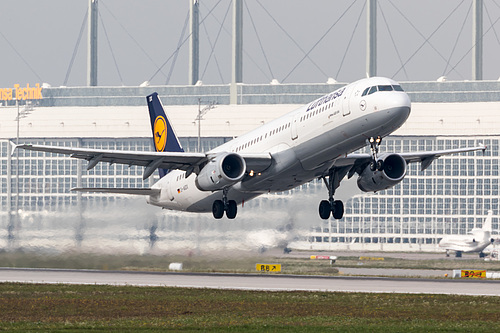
[1,80,500,253]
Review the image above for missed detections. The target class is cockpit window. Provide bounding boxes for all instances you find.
[364,84,403,96]
[378,85,393,92]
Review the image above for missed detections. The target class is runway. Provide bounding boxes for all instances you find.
[1,268,498,296]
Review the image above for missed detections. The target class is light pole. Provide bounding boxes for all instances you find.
[9,100,33,247]
[195,98,217,152]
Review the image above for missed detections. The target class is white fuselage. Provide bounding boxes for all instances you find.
[439,230,493,254]
[148,77,411,213]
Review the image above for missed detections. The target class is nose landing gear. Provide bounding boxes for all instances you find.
[369,136,384,171]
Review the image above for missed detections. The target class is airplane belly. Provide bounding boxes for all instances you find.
[294,118,365,171]
[236,145,306,192]
[294,105,410,171]
[185,190,260,213]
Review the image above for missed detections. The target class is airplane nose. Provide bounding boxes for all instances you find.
[381,92,411,120]
[375,92,411,129]
[385,91,411,110]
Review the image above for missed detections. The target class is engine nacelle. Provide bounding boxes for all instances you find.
[195,152,246,191]
[357,153,407,192]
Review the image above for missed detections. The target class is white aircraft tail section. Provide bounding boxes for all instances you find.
[482,210,493,232]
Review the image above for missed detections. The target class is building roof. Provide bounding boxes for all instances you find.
[1,101,499,140]
[395,102,500,137]
[3,80,500,108]
[0,104,295,139]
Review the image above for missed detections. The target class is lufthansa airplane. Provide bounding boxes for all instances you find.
[15,77,485,220]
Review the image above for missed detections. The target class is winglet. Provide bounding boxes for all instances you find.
[480,143,487,154]
[9,141,18,156]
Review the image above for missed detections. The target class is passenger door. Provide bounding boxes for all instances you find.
[341,85,353,116]
[291,113,299,140]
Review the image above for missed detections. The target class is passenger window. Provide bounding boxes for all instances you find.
[393,85,404,92]
[368,86,377,95]
[378,85,393,92]
[362,87,370,96]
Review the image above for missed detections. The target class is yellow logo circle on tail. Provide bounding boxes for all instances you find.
[153,116,167,151]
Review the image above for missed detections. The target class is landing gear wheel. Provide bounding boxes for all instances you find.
[370,161,377,171]
[332,200,344,220]
[226,200,237,219]
[212,200,224,219]
[319,200,331,220]
[319,167,348,220]
[376,160,384,171]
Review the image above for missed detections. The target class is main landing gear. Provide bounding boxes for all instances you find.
[319,168,345,220]
[212,187,237,219]
[318,136,384,220]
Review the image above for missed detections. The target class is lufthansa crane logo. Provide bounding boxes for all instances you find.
[359,100,366,111]
[153,116,167,151]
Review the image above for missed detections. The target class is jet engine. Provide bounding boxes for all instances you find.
[195,152,246,191]
[357,153,407,192]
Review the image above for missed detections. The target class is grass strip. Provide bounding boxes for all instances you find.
[0,283,499,331]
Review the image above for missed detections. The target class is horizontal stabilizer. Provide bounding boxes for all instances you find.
[71,187,160,196]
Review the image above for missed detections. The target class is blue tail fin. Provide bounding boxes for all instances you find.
[147,92,184,178]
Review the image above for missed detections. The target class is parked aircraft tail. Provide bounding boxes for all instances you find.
[482,210,493,232]
[147,92,184,177]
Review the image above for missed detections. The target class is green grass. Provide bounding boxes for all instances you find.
[0,283,499,331]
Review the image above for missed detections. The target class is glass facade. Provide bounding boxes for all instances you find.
[1,135,498,251]
[307,136,499,250]
[1,137,230,216]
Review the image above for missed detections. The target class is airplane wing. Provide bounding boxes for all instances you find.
[399,145,487,171]
[333,144,486,172]
[239,152,273,172]
[14,143,272,179]
[16,143,206,172]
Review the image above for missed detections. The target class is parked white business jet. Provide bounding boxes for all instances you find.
[15,77,485,220]
[439,210,496,258]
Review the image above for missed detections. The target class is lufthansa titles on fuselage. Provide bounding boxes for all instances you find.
[306,87,345,112]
